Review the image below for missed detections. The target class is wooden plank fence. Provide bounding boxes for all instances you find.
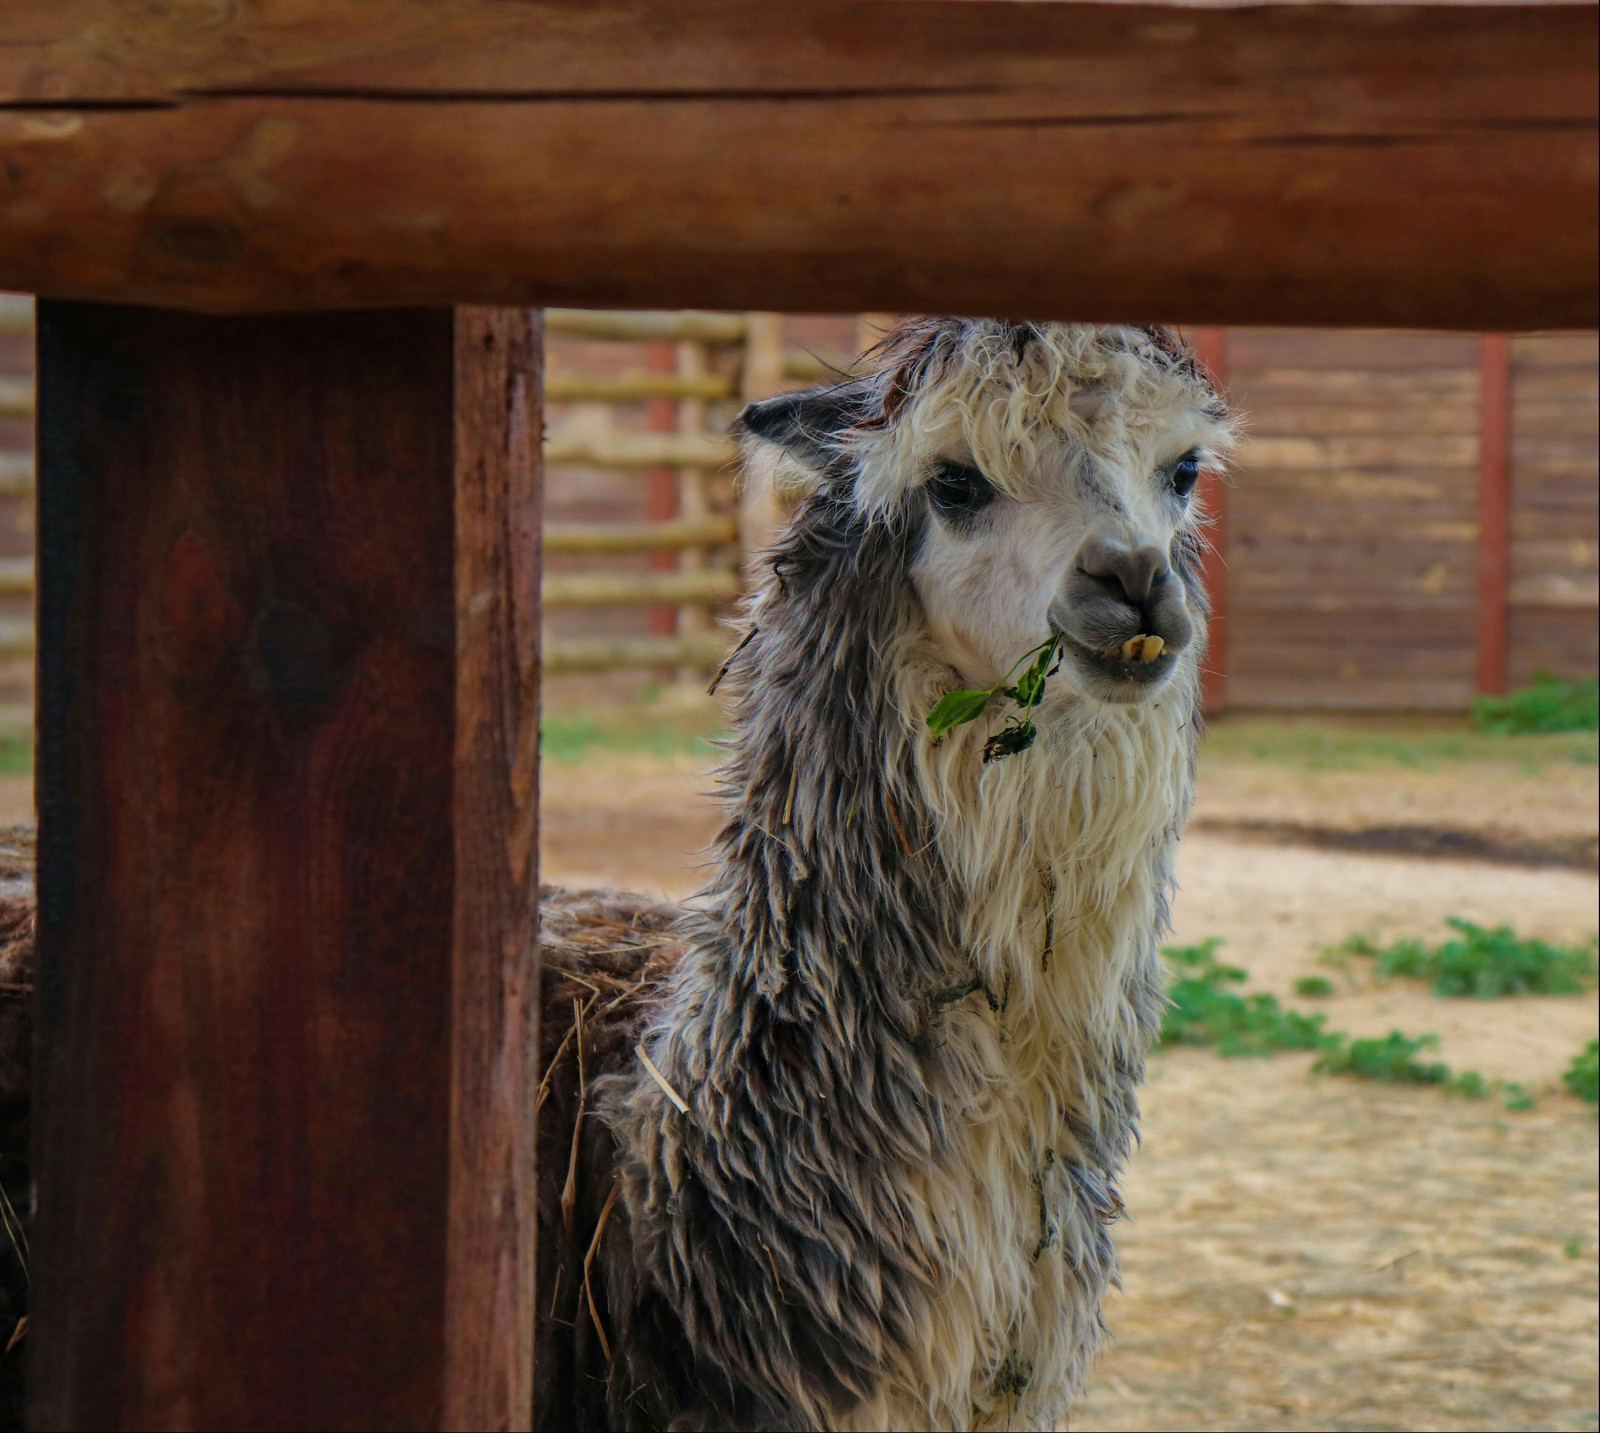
[0,298,1596,706]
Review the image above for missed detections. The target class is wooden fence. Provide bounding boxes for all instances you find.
[0,299,1595,710]
[1207,328,1598,710]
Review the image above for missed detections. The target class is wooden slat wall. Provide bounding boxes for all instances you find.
[1506,334,1600,687]
[1223,331,1486,711]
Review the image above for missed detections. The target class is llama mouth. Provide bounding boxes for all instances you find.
[1059,631,1177,692]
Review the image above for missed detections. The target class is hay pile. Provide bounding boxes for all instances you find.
[0,827,34,1431]
[0,839,689,1429]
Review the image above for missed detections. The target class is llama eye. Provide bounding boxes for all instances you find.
[1170,451,1202,497]
[927,461,995,521]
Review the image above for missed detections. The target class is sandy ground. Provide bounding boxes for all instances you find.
[537,727,1598,1433]
[3,713,1595,1430]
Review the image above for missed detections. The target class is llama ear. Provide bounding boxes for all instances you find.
[736,384,866,509]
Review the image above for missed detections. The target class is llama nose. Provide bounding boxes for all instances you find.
[1073,535,1170,608]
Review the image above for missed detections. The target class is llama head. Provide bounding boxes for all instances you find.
[739,319,1234,707]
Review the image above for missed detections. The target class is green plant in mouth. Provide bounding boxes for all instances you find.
[925,633,1064,763]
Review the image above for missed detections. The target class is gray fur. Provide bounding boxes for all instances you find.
[533,318,1225,1432]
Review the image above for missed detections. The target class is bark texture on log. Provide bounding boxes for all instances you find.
[0,2,1593,327]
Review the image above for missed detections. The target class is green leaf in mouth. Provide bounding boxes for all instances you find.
[925,633,1063,759]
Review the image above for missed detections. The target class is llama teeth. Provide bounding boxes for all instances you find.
[1117,635,1166,663]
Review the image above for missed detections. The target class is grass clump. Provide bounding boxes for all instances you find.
[1313,1031,1466,1092]
[1472,672,1598,735]
[1310,1031,1533,1107]
[0,738,29,779]
[540,707,722,764]
[1293,975,1337,999]
[1564,1040,1599,1106]
[1339,918,1598,998]
[1202,714,1596,773]
[1160,940,1336,1057]
[1163,940,1534,1109]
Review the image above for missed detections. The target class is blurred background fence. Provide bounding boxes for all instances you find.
[0,297,1593,726]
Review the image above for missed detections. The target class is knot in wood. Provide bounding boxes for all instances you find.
[249,597,350,718]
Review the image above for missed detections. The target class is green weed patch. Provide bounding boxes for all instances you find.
[1564,1040,1599,1106]
[1472,672,1598,735]
[1162,940,1532,1109]
[1338,918,1598,998]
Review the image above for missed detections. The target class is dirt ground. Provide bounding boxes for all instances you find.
[2,703,1594,1430]
[538,701,1598,1433]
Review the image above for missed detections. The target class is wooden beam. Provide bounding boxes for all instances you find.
[30,304,541,1431]
[1476,333,1513,696]
[0,3,1593,327]
[1190,327,1231,714]
[445,307,542,1433]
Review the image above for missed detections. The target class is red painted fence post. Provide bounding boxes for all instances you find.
[1476,334,1513,697]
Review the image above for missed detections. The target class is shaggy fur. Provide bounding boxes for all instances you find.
[536,319,1232,1431]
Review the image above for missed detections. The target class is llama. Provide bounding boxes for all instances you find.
[536,318,1234,1431]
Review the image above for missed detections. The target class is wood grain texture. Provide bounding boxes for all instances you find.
[447,308,542,1433]
[31,304,542,1431]
[1223,328,1487,709]
[1506,334,1600,685]
[0,2,1594,326]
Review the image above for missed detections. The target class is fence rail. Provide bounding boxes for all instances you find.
[545,517,736,555]
[544,431,735,470]
[543,632,729,675]
[544,309,747,343]
[545,371,735,403]
[544,569,739,609]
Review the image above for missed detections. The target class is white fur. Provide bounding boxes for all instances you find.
[835,324,1226,1429]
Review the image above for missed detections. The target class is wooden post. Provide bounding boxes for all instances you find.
[1476,333,1513,696]
[675,338,714,642]
[737,315,788,569]
[31,305,542,1431]
[645,340,680,637]
[1190,327,1231,714]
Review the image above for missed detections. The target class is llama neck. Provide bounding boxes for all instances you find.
[609,490,1198,1428]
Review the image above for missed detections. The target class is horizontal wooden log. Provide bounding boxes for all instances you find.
[542,569,740,607]
[1238,404,1481,437]
[1511,334,1600,369]
[545,432,735,470]
[544,310,747,344]
[1507,574,1600,607]
[1241,435,1482,470]
[0,559,32,596]
[544,517,737,554]
[1227,675,1473,711]
[1227,331,1488,369]
[0,618,33,658]
[545,371,735,403]
[543,632,731,674]
[0,455,31,497]
[0,3,1592,326]
[0,376,33,418]
[782,350,856,383]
